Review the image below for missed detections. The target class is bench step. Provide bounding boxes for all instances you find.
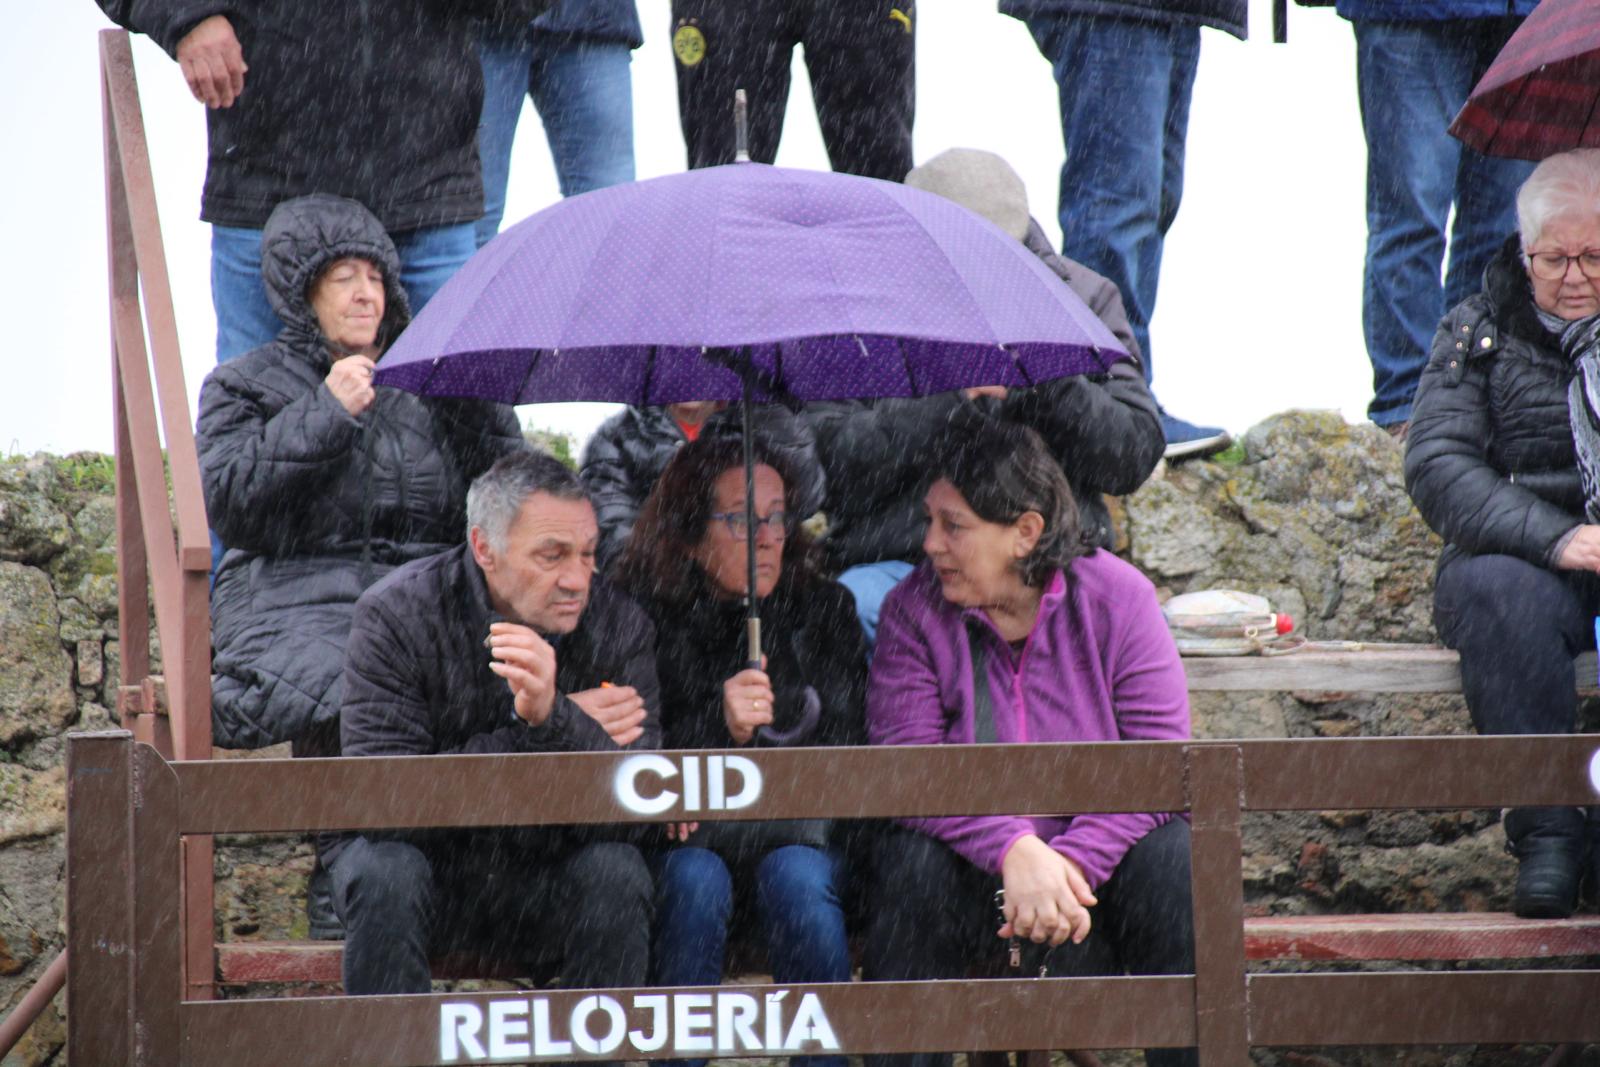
[1242,913,1600,961]
[215,913,1600,984]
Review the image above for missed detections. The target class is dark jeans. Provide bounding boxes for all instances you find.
[1433,552,1600,737]
[863,820,1197,1067]
[331,833,652,1001]
[1434,552,1600,852]
[669,0,914,181]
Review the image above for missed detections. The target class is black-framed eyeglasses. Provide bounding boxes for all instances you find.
[710,510,790,538]
[1524,248,1600,281]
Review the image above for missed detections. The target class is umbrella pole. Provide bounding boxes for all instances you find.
[742,371,761,670]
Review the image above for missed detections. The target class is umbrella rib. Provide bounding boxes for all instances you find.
[514,350,541,405]
[898,336,919,396]
[642,344,659,407]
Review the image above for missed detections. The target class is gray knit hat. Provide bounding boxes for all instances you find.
[904,148,1030,242]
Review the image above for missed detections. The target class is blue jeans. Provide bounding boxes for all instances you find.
[1354,17,1532,427]
[1021,13,1199,383]
[476,30,635,247]
[837,560,915,649]
[210,220,479,363]
[652,845,849,1067]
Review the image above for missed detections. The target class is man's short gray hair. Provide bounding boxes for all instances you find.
[1518,148,1600,247]
[466,450,588,552]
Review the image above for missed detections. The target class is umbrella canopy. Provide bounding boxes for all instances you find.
[1450,0,1600,161]
[375,162,1127,404]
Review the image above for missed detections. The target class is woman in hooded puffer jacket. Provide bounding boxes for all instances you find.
[198,193,526,755]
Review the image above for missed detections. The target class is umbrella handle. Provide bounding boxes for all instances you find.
[734,88,750,163]
[746,616,762,672]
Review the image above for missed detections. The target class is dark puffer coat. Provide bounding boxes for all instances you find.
[627,565,867,854]
[580,406,826,569]
[1404,236,1582,571]
[806,222,1163,569]
[1000,0,1248,40]
[198,195,525,749]
[96,0,547,231]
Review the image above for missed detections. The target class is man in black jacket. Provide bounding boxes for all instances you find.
[95,0,547,362]
[331,450,658,999]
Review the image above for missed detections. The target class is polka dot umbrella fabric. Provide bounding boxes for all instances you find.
[376,163,1128,405]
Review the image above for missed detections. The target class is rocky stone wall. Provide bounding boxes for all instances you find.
[2,416,1596,1066]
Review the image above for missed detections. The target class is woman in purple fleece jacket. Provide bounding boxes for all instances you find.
[863,417,1196,1067]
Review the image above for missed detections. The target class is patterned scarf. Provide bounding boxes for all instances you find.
[1557,309,1600,522]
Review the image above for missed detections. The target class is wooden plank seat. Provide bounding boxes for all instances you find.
[1180,646,1598,693]
[216,914,1600,985]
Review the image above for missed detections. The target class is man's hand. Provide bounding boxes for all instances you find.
[998,834,1097,947]
[176,15,247,108]
[326,356,376,417]
[568,684,647,747]
[1556,524,1600,573]
[722,665,774,745]
[487,622,557,727]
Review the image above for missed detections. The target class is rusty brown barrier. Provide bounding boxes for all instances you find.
[65,730,1600,1066]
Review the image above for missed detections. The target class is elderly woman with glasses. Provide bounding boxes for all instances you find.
[1406,148,1600,920]
[614,431,866,1067]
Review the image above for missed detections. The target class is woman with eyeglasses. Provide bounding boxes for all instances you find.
[614,431,865,1067]
[1406,147,1600,919]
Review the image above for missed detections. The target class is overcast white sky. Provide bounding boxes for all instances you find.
[3,0,1371,458]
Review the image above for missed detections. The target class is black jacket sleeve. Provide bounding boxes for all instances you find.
[1001,358,1164,497]
[431,397,529,482]
[809,584,868,749]
[97,0,234,56]
[539,586,664,752]
[196,369,365,550]
[1404,302,1580,565]
[341,595,549,757]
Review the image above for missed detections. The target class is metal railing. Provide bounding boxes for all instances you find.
[1,29,219,1052]
[64,731,1600,1066]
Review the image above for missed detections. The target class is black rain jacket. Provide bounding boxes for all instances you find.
[626,565,866,855]
[1404,236,1583,572]
[96,0,548,231]
[197,194,525,748]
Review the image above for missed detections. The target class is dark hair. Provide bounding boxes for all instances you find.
[466,449,587,550]
[934,415,1089,586]
[614,430,821,605]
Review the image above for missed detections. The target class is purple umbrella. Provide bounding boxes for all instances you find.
[377,162,1127,665]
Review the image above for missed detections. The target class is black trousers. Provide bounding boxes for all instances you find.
[1433,551,1600,849]
[331,832,652,998]
[670,0,915,180]
[863,820,1198,1067]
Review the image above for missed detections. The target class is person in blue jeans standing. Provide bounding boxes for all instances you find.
[476,0,641,247]
[615,433,866,1067]
[1337,1,1536,435]
[1001,0,1246,460]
